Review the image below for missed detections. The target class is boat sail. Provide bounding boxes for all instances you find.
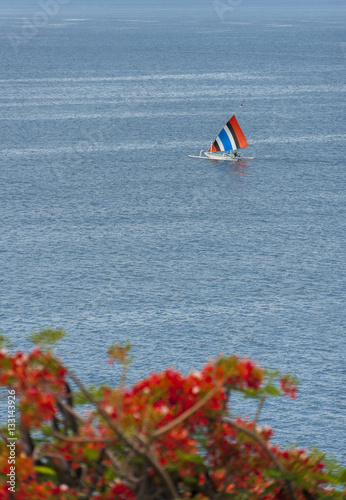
[188,114,253,161]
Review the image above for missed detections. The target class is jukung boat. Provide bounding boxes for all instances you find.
[188,114,254,161]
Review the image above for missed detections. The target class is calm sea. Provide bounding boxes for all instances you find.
[0,1,345,462]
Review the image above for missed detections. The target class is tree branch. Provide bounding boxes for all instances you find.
[151,387,219,441]
[226,418,296,500]
[66,368,179,499]
[52,430,116,444]
[254,395,266,425]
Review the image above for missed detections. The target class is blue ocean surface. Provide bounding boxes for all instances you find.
[0,1,345,462]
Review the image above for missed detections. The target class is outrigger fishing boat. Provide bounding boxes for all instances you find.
[188,114,254,161]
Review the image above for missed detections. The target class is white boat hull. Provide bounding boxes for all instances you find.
[204,151,239,161]
[188,151,254,161]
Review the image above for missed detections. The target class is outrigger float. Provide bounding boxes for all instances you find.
[188,114,254,161]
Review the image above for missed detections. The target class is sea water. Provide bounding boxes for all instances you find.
[0,1,345,462]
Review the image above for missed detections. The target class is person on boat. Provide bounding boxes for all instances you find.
[234,151,240,158]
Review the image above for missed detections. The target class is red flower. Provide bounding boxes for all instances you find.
[280,374,298,399]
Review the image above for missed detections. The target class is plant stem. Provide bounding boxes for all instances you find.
[226,418,296,500]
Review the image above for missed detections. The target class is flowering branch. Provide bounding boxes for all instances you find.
[0,331,344,500]
[226,418,296,500]
[65,368,179,499]
[151,386,220,441]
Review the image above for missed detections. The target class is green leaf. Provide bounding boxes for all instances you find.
[176,452,205,465]
[338,467,346,484]
[34,465,57,477]
[74,385,110,405]
[263,385,282,397]
[104,468,117,483]
[265,469,282,479]
[83,448,100,461]
[29,328,66,349]
[0,334,12,349]
[239,388,260,399]
[182,475,198,485]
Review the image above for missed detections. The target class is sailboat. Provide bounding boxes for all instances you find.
[188,114,254,161]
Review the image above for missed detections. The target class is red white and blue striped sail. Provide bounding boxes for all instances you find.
[209,115,248,152]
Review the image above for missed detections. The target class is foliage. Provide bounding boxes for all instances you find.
[28,328,66,350]
[0,334,12,350]
[0,329,345,500]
